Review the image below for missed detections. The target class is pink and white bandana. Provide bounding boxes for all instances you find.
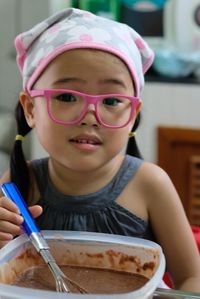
[15,8,154,96]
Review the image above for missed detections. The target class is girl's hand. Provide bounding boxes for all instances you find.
[0,196,42,247]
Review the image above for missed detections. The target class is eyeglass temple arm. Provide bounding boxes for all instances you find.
[28,90,44,97]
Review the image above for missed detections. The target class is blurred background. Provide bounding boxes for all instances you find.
[0,0,200,225]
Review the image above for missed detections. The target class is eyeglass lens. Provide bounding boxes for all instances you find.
[49,91,133,126]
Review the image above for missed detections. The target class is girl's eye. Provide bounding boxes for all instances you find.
[55,93,77,102]
[102,97,121,106]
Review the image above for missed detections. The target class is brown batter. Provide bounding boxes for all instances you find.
[13,265,149,294]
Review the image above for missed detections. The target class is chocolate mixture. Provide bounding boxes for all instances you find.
[13,265,149,294]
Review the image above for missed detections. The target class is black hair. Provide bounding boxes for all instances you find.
[126,112,142,159]
[10,101,32,202]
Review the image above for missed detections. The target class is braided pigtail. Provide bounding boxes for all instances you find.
[10,101,32,201]
[126,112,143,159]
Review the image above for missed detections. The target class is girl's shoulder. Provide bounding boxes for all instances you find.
[117,157,176,221]
[116,155,174,200]
[135,162,182,218]
[129,159,179,208]
[135,160,174,190]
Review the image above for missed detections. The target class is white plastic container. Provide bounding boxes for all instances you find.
[0,231,165,299]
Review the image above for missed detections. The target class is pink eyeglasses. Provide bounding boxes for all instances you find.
[28,89,140,128]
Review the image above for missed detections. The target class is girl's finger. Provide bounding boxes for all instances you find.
[29,205,43,219]
[0,207,23,225]
[0,220,22,236]
[0,196,20,214]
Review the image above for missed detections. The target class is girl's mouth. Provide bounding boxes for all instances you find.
[69,135,102,150]
[70,139,100,145]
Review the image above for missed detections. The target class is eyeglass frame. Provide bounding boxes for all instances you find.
[27,88,140,129]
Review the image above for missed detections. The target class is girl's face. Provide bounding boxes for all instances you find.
[21,49,141,172]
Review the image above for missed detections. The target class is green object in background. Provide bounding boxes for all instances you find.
[71,0,79,8]
[74,0,121,20]
[122,0,167,9]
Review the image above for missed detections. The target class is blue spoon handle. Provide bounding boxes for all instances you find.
[1,183,60,269]
[1,182,39,236]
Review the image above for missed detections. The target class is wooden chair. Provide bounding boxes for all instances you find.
[188,156,200,226]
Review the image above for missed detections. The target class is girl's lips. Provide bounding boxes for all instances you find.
[69,135,102,150]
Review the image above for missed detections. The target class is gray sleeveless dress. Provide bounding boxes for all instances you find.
[32,155,154,241]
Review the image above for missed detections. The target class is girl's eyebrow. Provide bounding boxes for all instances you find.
[52,77,85,85]
[99,78,127,89]
[52,77,127,88]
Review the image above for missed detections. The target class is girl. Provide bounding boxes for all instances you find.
[0,8,200,292]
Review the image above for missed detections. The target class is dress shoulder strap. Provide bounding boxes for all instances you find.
[110,155,143,201]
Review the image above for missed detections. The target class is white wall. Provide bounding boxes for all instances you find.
[0,0,20,111]
[0,0,50,111]
[0,0,51,160]
[137,82,200,163]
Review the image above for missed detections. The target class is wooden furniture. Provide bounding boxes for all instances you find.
[157,126,200,223]
[188,156,200,226]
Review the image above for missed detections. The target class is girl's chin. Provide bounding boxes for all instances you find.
[54,157,105,172]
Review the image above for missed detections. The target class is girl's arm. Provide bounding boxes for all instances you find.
[142,163,200,292]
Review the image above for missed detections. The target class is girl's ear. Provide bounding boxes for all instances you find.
[136,99,142,115]
[127,98,142,133]
[129,98,142,128]
[19,91,35,128]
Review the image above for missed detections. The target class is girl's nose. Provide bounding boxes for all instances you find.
[80,104,99,127]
